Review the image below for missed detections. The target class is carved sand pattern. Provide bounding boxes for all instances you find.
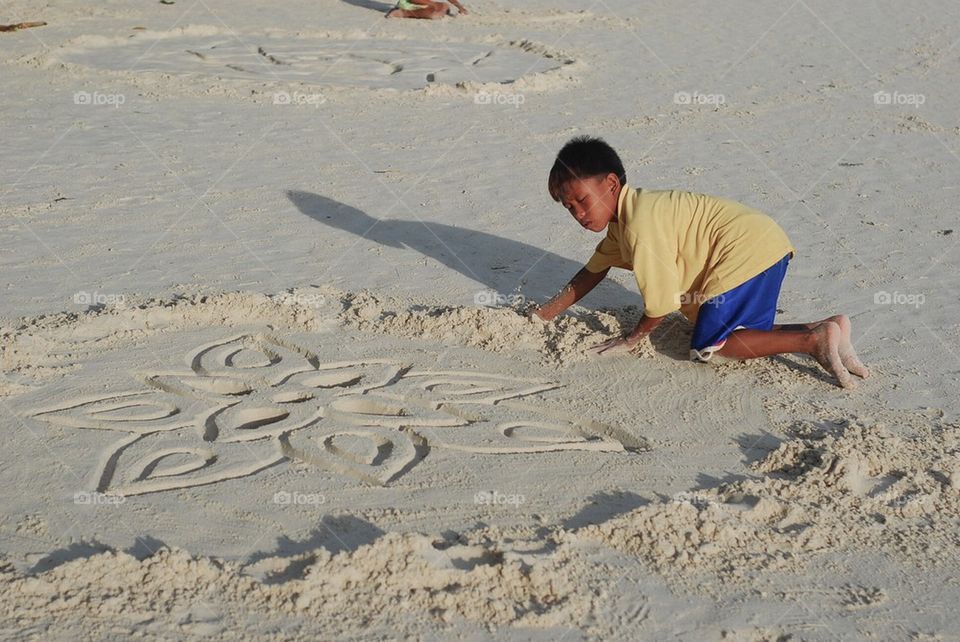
[57,32,565,90]
[27,333,648,496]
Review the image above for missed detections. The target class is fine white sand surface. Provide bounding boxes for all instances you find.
[2,0,959,639]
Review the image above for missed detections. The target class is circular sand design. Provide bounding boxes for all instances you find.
[6,290,647,499]
[59,32,564,90]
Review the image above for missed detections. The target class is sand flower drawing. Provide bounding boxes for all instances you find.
[28,333,647,496]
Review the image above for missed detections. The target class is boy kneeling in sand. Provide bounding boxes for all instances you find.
[531,136,869,389]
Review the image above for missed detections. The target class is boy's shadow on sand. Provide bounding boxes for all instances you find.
[287,190,638,308]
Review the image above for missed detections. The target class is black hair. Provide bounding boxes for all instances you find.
[547,135,626,201]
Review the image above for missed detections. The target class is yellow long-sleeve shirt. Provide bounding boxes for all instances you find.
[585,185,795,321]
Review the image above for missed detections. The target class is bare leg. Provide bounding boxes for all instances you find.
[386,3,447,18]
[429,1,452,16]
[717,323,856,389]
[448,0,469,14]
[775,314,869,378]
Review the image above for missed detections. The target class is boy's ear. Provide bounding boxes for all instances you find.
[605,172,621,193]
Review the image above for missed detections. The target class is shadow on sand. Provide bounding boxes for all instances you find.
[287,190,638,307]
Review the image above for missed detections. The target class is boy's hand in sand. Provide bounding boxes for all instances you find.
[589,334,642,356]
[526,307,549,324]
[531,268,611,326]
[590,314,661,356]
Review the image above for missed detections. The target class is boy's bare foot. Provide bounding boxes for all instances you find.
[781,315,870,380]
[821,314,870,379]
[810,322,855,389]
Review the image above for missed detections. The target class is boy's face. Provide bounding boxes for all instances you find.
[557,174,620,232]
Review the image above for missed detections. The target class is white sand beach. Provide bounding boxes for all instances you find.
[1,0,959,639]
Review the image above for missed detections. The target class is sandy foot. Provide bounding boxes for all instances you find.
[825,314,871,379]
[811,322,856,389]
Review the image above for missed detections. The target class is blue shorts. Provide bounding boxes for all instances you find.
[689,254,791,361]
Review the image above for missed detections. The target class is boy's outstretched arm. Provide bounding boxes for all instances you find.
[532,267,609,321]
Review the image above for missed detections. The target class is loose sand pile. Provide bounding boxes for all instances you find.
[1,530,595,638]
[339,289,644,364]
[583,413,960,589]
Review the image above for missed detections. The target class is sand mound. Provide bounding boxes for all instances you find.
[338,290,637,364]
[1,288,639,392]
[1,530,593,637]
[293,531,588,627]
[583,413,960,588]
